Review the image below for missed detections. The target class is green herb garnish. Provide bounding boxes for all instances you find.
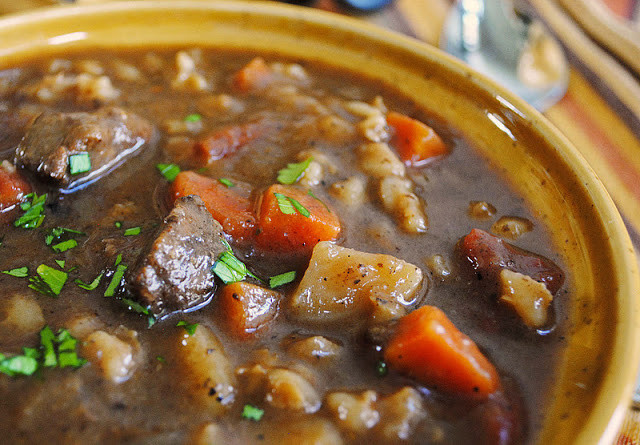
[184,113,202,123]
[269,271,296,288]
[0,353,39,377]
[218,178,235,188]
[104,264,127,297]
[156,163,181,182]
[29,264,68,297]
[307,189,331,213]
[156,355,166,363]
[242,404,265,421]
[121,298,156,327]
[56,329,86,368]
[75,272,104,291]
[69,153,91,175]
[274,193,310,217]
[40,326,57,367]
[176,320,199,336]
[277,157,312,185]
[375,360,388,377]
[115,221,122,228]
[52,239,78,253]
[212,251,249,284]
[123,227,141,236]
[1,267,29,278]
[14,193,46,229]
[45,227,85,246]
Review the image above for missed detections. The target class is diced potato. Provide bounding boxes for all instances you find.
[330,177,367,206]
[326,390,380,434]
[491,216,533,240]
[379,176,428,233]
[425,254,452,281]
[286,336,342,364]
[0,294,44,335]
[173,326,236,415]
[265,418,344,445]
[265,368,321,413]
[82,330,138,384]
[375,387,426,441]
[289,242,423,325]
[357,142,405,178]
[468,201,496,220]
[65,313,105,340]
[298,161,323,188]
[499,269,554,327]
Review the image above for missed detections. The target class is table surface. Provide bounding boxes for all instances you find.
[1,0,639,443]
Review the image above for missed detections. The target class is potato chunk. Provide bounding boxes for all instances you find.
[0,294,44,335]
[375,387,426,441]
[286,336,342,364]
[326,390,380,434]
[289,242,423,325]
[82,330,138,384]
[173,326,235,415]
[265,368,321,413]
[499,269,554,327]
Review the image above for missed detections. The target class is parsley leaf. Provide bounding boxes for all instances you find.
[269,271,296,288]
[0,354,39,377]
[184,113,202,123]
[75,272,104,290]
[218,178,235,188]
[104,263,127,297]
[29,264,68,297]
[56,329,86,368]
[242,404,265,421]
[40,326,57,367]
[307,189,331,212]
[52,239,78,253]
[156,163,181,182]
[274,193,310,218]
[69,153,91,175]
[114,221,122,228]
[14,193,47,229]
[277,157,312,185]
[2,267,29,278]
[123,226,141,236]
[121,298,156,327]
[45,227,85,246]
[176,320,199,336]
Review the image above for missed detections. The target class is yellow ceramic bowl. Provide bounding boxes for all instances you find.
[0,2,638,443]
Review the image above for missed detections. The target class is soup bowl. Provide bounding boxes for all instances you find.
[0,1,638,443]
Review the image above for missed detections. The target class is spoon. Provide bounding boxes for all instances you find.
[440,0,569,112]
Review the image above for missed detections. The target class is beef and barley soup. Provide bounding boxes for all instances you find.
[0,49,569,444]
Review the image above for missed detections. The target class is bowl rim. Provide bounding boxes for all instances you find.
[0,1,638,443]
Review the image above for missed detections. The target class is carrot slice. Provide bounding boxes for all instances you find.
[0,163,31,213]
[192,119,273,165]
[387,111,447,167]
[170,171,257,243]
[384,305,500,399]
[256,185,340,255]
[217,282,280,339]
[232,57,274,93]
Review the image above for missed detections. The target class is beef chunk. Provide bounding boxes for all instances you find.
[130,195,227,317]
[15,106,153,190]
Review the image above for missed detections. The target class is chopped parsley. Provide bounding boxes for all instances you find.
[2,267,29,278]
[29,264,68,297]
[277,157,312,185]
[123,226,141,236]
[75,272,104,290]
[0,352,39,377]
[14,193,47,229]
[307,189,331,212]
[375,360,388,377]
[104,263,127,297]
[176,320,199,336]
[54,260,66,269]
[40,325,57,367]
[69,152,92,175]
[45,227,85,246]
[156,163,181,182]
[55,329,85,368]
[274,193,310,218]
[52,239,78,253]
[211,240,260,285]
[269,271,296,288]
[242,404,265,421]
[184,113,202,123]
[121,298,156,327]
[114,221,122,228]
[218,178,235,188]
[156,355,166,363]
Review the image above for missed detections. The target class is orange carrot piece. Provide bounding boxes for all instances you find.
[192,119,273,165]
[217,282,280,339]
[384,305,500,399]
[0,164,31,213]
[256,185,341,255]
[232,57,274,93]
[170,171,257,243]
[387,111,448,167]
